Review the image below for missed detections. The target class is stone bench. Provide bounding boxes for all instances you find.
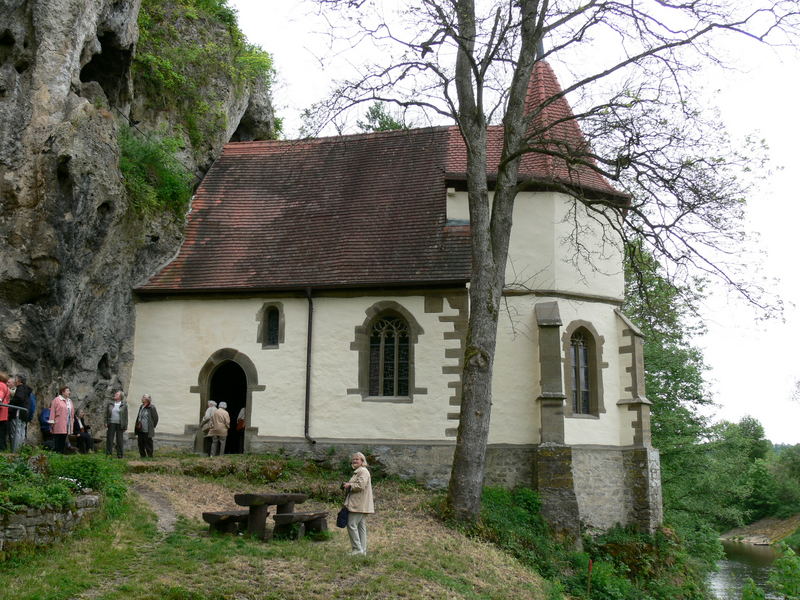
[272,511,329,539]
[201,510,250,534]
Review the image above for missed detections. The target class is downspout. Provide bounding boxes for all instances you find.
[304,287,316,445]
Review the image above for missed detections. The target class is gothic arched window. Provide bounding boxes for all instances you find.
[570,330,592,414]
[369,315,410,397]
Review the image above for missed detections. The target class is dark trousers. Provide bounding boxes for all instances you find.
[53,433,68,453]
[106,423,125,457]
[136,432,153,457]
[77,432,93,454]
[0,419,7,451]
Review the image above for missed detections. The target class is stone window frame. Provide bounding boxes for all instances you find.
[256,302,285,349]
[562,320,606,418]
[347,301,427,403]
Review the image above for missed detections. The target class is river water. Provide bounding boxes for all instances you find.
[707,540,779,599]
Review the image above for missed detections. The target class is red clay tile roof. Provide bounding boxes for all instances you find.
[138,61,621,294]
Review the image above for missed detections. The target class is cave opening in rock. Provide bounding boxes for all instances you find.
[79,32,132,108]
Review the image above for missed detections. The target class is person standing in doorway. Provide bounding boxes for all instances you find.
[50,386,74,454]
[199,400,216,455]
[208,401,230,457]
[105,390,128,458]
[134,394,158,458]
[343,452,374,556]
[236,406,246,453]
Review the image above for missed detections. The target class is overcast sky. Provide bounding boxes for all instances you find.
[231,1,800,444]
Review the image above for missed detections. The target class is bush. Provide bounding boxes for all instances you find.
[0,452,101,512]
[118,127,194,215]
[769,544,800,600]
[48,453,126,497]
[476,487,568,579]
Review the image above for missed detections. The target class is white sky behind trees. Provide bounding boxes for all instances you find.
[230,0,800,443]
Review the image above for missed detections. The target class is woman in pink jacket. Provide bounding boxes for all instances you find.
[50,386,74,453]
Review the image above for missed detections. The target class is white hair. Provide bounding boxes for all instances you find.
[218,402,227,409]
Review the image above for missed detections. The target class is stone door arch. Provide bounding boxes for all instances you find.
[190,348,265,452]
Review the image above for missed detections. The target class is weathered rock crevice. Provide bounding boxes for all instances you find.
[0,0,276,420]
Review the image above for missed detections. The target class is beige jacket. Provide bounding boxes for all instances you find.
[207,407,230,437]
[345,466,374,514]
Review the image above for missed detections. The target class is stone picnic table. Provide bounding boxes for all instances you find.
[202,492,328,540]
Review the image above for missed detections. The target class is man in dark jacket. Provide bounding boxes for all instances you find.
[9,374,32,449]
[10,374,32,420]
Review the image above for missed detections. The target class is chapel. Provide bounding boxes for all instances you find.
[129,60,662,535]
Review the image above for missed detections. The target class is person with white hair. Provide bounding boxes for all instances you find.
[343,452,375,556]
[208,401,230,457]
[199,400,217,454]
[134,394,158,458]
[105,390,128,458]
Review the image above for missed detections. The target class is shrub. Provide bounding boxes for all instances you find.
[769,544,800,600]
[118,127,194,215]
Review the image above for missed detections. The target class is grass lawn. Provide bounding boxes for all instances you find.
[0,454,552,600]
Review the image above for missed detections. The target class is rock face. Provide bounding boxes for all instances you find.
[0,0,275,418]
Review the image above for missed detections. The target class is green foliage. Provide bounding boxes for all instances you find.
[133,0,277,153]
[769,544,800,600]
[357,102,409,132]
[741,578,766,600]
[475,488,707,600]
[0,452,90,513]
[477,487,566,579]
[118,127,194,215]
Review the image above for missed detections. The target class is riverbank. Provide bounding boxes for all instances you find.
[721,514,800,545]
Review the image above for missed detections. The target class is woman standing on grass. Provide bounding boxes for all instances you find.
[49,386,74,454]
[343,451,374,556]
[134,394,158,458]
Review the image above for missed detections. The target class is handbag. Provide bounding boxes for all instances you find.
[336,506,349,528]
[336,489,350,528]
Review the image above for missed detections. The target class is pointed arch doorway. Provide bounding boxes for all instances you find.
[209,361,246,454]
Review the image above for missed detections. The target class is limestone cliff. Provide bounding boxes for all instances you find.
[0,0,276,415]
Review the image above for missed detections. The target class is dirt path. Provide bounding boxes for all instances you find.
[131,482,179,534]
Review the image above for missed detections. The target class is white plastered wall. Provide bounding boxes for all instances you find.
[489,295,540,445]
[489,296,629,447]
[447,190,624,299]
[129,294,461,440]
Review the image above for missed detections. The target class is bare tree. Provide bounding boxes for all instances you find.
[310,0,800,522]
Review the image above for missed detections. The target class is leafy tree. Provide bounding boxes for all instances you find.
[312,0,800,521]
[357,102,408,132]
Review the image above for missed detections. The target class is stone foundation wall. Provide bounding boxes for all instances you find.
[571,446,630,531]
[0,493,100,558]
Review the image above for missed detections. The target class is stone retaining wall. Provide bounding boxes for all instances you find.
[0,493,100,558]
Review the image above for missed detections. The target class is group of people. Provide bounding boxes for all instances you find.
[3,370,375,555]
[2,383,160,458]
[0,371,35,452]
[198,400,246,456]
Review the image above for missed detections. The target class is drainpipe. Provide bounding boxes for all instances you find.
[304,287,316,445]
